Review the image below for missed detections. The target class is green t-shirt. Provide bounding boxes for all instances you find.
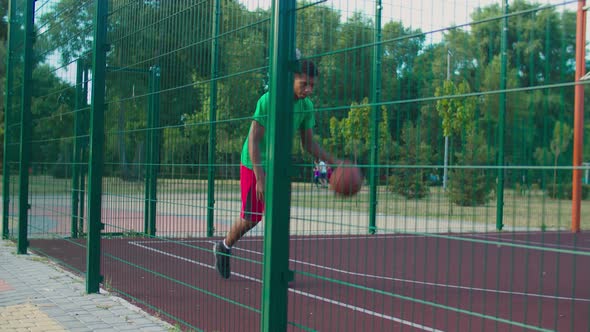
[241,92,316,169]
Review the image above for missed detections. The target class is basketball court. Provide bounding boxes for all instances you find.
[30,231,590,331]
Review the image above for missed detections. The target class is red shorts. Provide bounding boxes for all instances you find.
[240,165,264,223]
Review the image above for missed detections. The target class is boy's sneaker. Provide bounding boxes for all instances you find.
[213,241,231,279]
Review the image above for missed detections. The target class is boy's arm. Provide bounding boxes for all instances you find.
[249,120,266,201]
[300,128,338,165]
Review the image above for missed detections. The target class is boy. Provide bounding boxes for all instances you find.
[213,60,339,279]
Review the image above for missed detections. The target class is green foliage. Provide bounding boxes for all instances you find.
[449,129,496,206]
[50,142,72,179]
[0,40,5,167]
[296,3,341,56]
[534,121,573,188]
[161,126,193,178]
[1,0,581,191]
[29,65,76,172]
[471,1,575,85]
[533,146,552,167]
[435,80,477,137]
[0,0,7,166]
[549,121,573,160]
[323,98,392,165]
[387,121,432,199]
[546,183,590,200]
[0,0,7,41]
[36,0,94,65]
[378,108,394,163]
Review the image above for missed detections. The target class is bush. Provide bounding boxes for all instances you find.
[386,121,432,199]
[448,129,495,206]
[50,152,72,179]
[514,183,527,197]
[449,171,494,206]
[546,183,590,200]
[388,173,429,199]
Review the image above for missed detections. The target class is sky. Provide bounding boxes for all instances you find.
[242,0,579,35]
[239,0,581,48]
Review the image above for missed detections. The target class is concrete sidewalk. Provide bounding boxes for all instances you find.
[0,239,173,332]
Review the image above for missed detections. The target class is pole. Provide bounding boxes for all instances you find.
[71,59,85,238]
[86,0,108,293]
[2,0,17,240]
[443,49,452,190]
[368,0,382,234]
[261,0,296,330]
[17,0,35,254]
[572,0,586,233]
[207,0,220,237]
[78,67,90,235]
[145,66,160,236]
[496,0,508,231]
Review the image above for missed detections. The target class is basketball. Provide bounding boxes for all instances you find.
[329,163,362,196]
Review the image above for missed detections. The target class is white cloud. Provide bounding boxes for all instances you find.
[241,0,580,45]
[242,0,577,30]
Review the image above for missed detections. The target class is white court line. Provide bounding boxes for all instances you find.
[130,233,413,244]
[230,245,590,303]
[129,240,444,332]
[130,231,590,250]
[468,233,590,252]
[129,234,590,303]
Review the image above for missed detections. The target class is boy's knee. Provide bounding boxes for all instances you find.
[240,218,260,228]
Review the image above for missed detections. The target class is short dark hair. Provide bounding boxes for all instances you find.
[296,60,319,78]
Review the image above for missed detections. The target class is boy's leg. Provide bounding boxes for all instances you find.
[225,218,257,247]
[214,165,264,279]
[214,219,256,279]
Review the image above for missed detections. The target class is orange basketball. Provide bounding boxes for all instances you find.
[329,163,362,196]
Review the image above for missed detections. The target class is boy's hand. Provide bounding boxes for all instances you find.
[254,168,266,202]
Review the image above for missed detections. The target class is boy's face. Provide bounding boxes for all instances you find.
[293,73,315,100]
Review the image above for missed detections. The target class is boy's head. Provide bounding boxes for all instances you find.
[294,60,318,100]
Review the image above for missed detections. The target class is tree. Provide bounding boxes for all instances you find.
[455,1,576,187]
[470,0,574,86]
[333,12,374,104]
[435,78,477,185]
[0,40,5,164]
[0,0,7,166]
[323,99,370,162]
[296,3,341,57]
[380,21,425,130]
[322,98,391,166]
[435,80,477,137]
[39,0,268,177]
[29,65,77,176]
[387,121,432,199]
[534,120,572,193]
[449,128,495,206]
[0,0,6,40]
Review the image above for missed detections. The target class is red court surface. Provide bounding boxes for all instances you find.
[30,231,590,332]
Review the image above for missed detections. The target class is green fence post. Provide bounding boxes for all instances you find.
[2,0,17,240]
[261,1,296,331]
[207,0,221,238]
[86,0,108,293]
[79,67,90,235]
[368,0,383,235]
[496,0,508,231]
[144,70,153,235]
[17,0,35,254]
[145,66,160,236]
[71,59,85,238]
